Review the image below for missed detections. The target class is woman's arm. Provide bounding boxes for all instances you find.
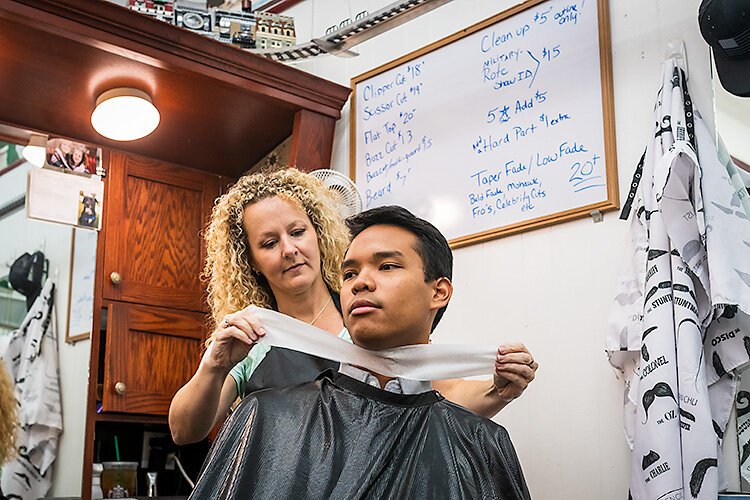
[433,343,537,418]
[169,363,239,445]
[168,308,267,444]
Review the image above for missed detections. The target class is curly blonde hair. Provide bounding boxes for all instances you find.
[204,168,350,341]
[0,362,18,465]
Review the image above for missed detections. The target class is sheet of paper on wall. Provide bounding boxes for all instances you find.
[26,166,104,231]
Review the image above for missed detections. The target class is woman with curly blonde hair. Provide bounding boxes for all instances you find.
[169,168,537,445]
[0,362,18,466]
[202,167,349,327]
[170,168,351,445]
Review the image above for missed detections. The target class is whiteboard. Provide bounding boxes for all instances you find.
[351,0,618,247]
[66,228,97,342]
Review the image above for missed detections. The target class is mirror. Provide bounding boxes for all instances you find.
[0,129,96,495]
[713,75,750,491]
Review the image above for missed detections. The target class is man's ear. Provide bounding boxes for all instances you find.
[430,277,453,311]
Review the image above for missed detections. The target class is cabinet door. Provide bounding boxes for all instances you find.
[102,302,205,415]
[103,153,220,312]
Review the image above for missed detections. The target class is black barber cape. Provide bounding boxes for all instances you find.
[190,371,531,500]
[242,293,342,395]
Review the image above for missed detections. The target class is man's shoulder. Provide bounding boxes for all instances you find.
[437,399,512,439]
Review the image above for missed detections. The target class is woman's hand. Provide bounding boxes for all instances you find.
[433,343,538,418]
[493,343,538,403]
[202,307,269,372]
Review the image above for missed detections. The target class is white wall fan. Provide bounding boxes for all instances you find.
[308,169,363,218]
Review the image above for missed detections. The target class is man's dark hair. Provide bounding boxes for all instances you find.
[346,205,452,332]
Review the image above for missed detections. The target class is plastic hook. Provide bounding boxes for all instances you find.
[666,38,689,80]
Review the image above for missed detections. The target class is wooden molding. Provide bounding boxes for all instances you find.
[289,109,336,171]
[0,0,350,177]
[3,0,349,115]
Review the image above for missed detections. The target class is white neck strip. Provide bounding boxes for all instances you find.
[251,306,497,381]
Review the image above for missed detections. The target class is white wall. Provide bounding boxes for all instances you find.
[0,159,89,497]
[285,0,718,498]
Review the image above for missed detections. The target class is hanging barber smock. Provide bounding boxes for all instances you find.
[607,58,750,500]
[0,279,62,499]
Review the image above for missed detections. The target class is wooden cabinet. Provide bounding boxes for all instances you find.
[102,153,220,312]
[95,152,221,415]
[82,154,222,497]
[102,302,205,415]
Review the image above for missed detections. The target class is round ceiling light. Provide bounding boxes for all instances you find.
[91,88,160,141]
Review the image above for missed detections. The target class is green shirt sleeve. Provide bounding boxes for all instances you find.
[228,343,272,397]
[228,328,352,397]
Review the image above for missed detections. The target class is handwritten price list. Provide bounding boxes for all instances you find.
[353,0,613,242]
[357,60,432,209]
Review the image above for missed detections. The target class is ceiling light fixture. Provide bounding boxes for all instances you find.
[91,88,160,141]
[21,134,48,167]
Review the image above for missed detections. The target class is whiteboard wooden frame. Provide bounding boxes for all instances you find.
[350,0,618,248]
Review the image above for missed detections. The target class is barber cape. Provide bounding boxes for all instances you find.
[607,58,750,499]
[190,370,530,500]
[1,279,62,499]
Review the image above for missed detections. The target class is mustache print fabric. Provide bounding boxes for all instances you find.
[711,201,750,220]
[679,408,695,422]
[672,283,697,303]
[740,391,750,419]
[681,240,702,263]
[614,292,641,305]
[710,202,733,216]
[738,269,750,288]
[718,305,738,320]
[645,281,673,302]
[741,441,750,466]
[689,458,716,498]
[642,326,658,341]
[642,450,660,470]
[642,382,676,423]
[712,352,727,378]
[712,420,723,440]
[648,249,669,260]
[607,57,750,500]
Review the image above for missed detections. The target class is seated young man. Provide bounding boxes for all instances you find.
[189,206,531,500]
